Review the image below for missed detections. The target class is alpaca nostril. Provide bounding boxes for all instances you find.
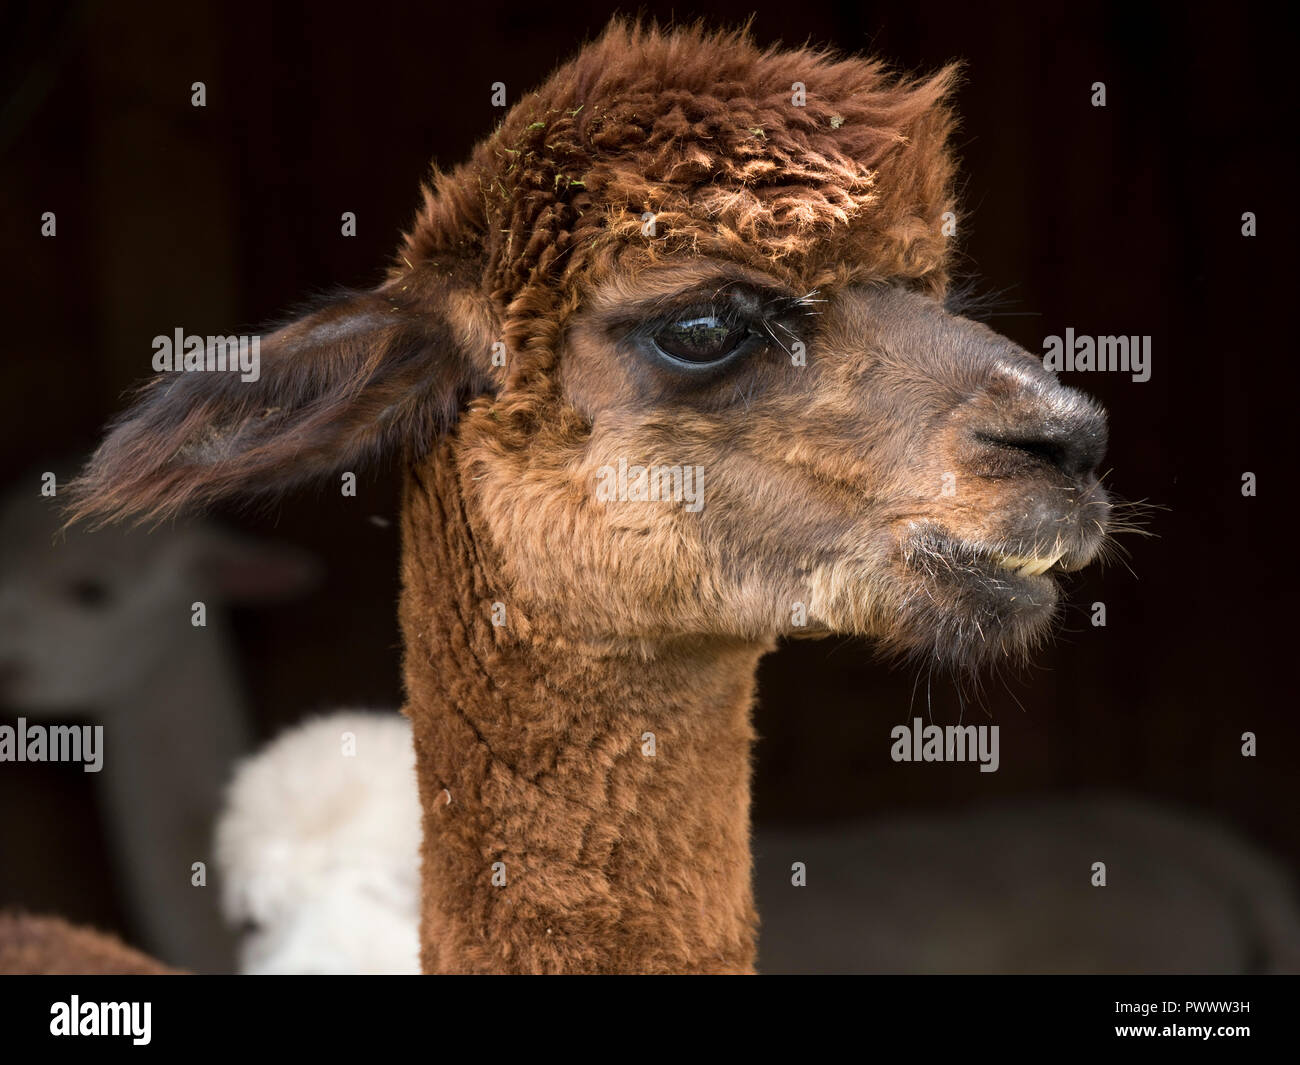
[976,433,1070,472]
[968,374,1109,479]
[974,415,1107,479]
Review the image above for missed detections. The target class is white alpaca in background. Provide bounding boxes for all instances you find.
[217,715,1300,974]
[0,474,314,971]
[216,711,421,974]
[754,798,1300,974]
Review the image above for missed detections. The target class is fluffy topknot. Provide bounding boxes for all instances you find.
[400,20,960,355]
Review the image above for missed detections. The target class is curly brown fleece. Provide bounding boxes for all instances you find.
[403,19,956,404]
[0,913,180,975]
[401,449,768,972]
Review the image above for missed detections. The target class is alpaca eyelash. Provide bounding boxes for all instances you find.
[781,290,827,316]
[645,303,749,335]
[628,285,807,341]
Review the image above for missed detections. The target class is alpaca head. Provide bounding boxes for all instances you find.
[70,22,1110,670]
[0,470,314,710]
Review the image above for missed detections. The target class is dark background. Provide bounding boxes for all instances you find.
[1,0,1295,965]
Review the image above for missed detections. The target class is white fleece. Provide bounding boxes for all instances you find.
[215,711,421,974]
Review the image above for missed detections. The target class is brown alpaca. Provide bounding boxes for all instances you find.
[0,913,178,975]
[60,21,1110,974]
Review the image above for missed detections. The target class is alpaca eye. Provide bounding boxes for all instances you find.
[652,315,750,365]
[67,578,111,608]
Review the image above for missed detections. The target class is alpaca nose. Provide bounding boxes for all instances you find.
[972,385,1108,479]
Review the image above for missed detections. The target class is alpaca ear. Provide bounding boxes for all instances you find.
[67,272,494,525]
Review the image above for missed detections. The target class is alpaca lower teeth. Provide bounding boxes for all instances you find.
[992,550,1064,576]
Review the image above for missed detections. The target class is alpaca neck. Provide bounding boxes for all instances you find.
[400,449,768,974]
[98,619,248,970]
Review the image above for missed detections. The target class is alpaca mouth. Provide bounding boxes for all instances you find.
[984,547,1071,578]
[900,527,1103,590]
[879,525,1102,667]
[949,542,1094,583]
